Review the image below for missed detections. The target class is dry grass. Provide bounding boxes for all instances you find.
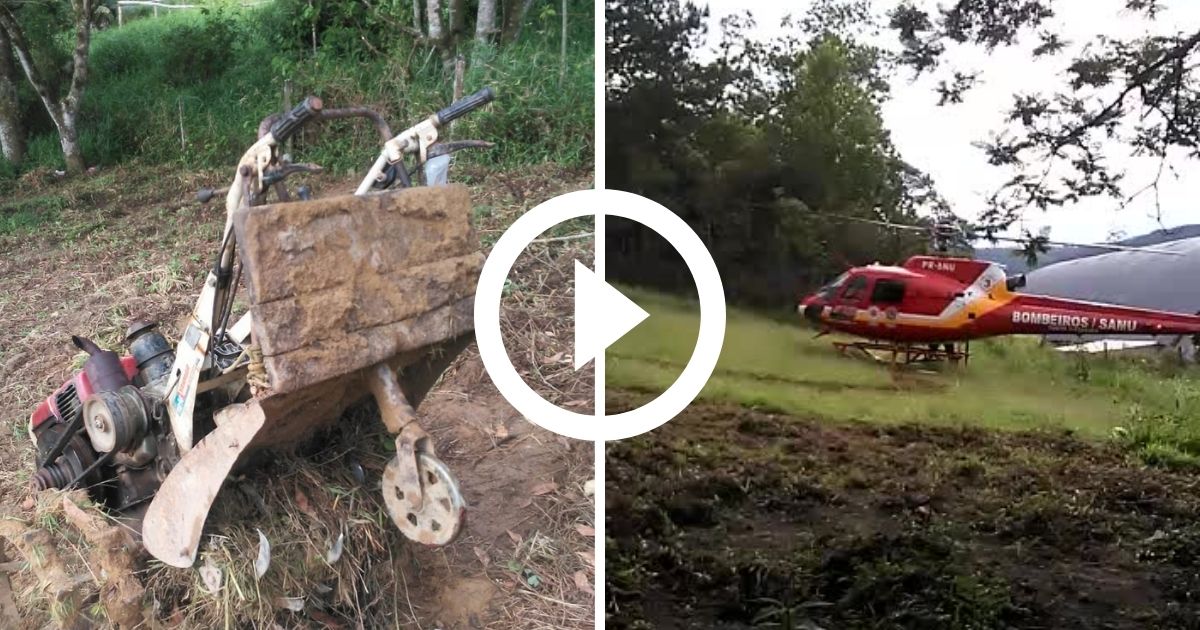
[0,161,595,628]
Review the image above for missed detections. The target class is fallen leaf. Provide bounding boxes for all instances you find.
[557,436,572,451]
[494,422,510,440]
[275,596,304,611]
[507,530,523,545]
[254,529,271,580]
[531,481,558,496]
[309,609,345,629]
[563,399,589,407]
[574,570,593,594]
[295,488,319,520]
[541,351,564,364]
[523,568,542,589]
[516,497,533,509]
[583,479,595,497]
[473,546,490,568]
[199,558,222,595]
[60,496,91,528]
[575,524,595,537]
[326,530,345,564]
[576,549,594,568]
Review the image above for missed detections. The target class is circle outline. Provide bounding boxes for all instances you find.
[473,189,725,441]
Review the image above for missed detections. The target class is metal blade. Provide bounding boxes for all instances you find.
[142,400,266,568]
[988,235,1184,256]
[828,214,931,233]
[825,211,1185,257]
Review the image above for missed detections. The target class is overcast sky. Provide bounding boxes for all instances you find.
[695,0,1200,244]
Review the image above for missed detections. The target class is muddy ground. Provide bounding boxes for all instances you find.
[0,163,594,628]
[606,392,1200,630]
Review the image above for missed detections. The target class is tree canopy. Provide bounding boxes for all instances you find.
[606,0,942,306]
[889,0,1200,232]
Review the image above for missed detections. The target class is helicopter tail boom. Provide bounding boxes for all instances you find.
[983,294,1200,338]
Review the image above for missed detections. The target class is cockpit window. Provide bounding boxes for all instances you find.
[816,272,849,300]
[840,275,869,301]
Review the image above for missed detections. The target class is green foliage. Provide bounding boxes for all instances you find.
[887,1,1200,231]
[0,194,67,235]
[606,0,939,307]
[4,2,592,174]
[159,10,239,86]
[1114,407,1200,470]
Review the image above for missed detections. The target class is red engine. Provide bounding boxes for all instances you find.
[28,323,181,520]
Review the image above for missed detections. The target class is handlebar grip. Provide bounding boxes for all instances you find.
[435,87,495,126]
[269,96,324,143]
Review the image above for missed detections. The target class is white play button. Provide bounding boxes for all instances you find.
[573,260,649,370]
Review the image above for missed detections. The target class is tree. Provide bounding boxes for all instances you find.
[888,0,1200,233]
[606,0,939,305]
[475,0,496,43]
[501,0,537,44]
[0,0,94,173]
[425,0,442,41]
[0,26,24,164]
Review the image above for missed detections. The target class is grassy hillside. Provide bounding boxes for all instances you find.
[607,287,1200,464]
[8,2,592,179]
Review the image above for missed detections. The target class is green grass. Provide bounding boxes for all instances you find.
[12,4,592,176]
[607,286,1200,440]
[0,194,68,235]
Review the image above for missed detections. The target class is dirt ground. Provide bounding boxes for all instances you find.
[606,392,1200,630]
[0,162,594,628]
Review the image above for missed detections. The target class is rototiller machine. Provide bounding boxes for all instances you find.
[25,88,495,568]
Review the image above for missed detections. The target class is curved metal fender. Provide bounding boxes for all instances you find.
[143,400,266,568]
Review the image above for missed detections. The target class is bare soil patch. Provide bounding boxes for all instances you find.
[606,391,1200,630]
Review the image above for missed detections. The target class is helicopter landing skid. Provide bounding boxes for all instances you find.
[832,340,970,367]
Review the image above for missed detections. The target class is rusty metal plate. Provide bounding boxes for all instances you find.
[142,400,267,568]
[232,186,483,395]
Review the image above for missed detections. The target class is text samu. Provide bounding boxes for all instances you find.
[1011,311,1138,332]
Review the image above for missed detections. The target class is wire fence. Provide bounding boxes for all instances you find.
[116,1,269,26]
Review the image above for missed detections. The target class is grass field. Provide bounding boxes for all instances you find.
[606,288,1200,629]
[607,287,1200,441]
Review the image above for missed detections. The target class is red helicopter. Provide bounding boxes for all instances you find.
[797,218,1200,364]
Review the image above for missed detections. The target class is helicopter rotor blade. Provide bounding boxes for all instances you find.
[822,212,1184,257]
[825,214,931,233]
[987,235,1183,256]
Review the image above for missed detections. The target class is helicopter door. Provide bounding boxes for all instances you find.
[867,278,906,325]
[869,279,906,306]
[830,274,870,321]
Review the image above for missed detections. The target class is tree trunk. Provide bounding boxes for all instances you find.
[448,0,466,39]
[559,0,566,84]
[411,0,421,34]
[53,109,84,173]
[0,27,25,164]
[475,0,496,43]
[0,0,93,174]
[501,0,535,44]
[426,0,442,40]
